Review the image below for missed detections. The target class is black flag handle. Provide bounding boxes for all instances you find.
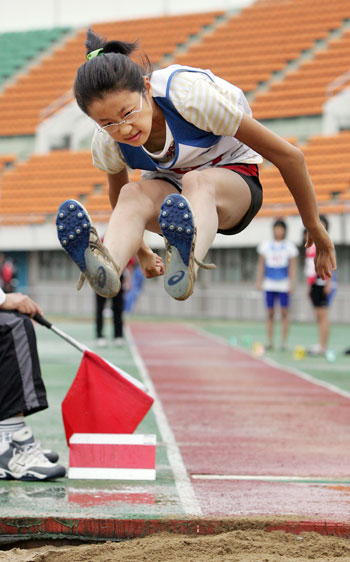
[33,312,52,329]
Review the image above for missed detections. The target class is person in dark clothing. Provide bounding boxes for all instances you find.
[95,274,125,346]
[0,288,66,480]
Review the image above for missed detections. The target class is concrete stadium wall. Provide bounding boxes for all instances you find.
[28,279,350,323]
[1,0,254,33]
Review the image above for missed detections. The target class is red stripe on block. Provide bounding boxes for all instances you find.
[69,443,156,469]
[69,492,155,507]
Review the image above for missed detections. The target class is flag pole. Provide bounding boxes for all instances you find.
[33,313,146,391]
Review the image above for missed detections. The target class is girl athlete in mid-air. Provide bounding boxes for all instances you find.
[56,29,335,301]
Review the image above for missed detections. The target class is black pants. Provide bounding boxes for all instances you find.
[0,311,48,420]
[95,284,124,339]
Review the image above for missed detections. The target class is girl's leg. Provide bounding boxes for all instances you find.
[181,168,251,268]
[281,306,290,347]
[267,307,275,349]
[104,179,176,272]
[315,306,329,351]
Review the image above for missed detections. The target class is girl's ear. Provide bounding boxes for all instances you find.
[143,75,152,95]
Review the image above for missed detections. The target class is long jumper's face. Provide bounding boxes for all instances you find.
[89,88,153,145]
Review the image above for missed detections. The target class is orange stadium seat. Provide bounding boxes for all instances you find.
[174,0,350,95]
[0,150,109,222]
[258,131,350,216]
[0,2,349,222]
[252,29,350,119]
[0,11,222,137]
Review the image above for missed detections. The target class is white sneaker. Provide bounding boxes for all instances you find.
[0,427,66,481]
[114,337,124,347]
[12,426,59,463]
[307,344,326,356]
[96,337,107,347]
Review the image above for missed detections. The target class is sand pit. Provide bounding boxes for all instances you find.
[2,528,350,562]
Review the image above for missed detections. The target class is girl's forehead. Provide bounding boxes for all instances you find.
[89,89,138,116]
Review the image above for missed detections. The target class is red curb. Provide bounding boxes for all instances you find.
[1,518,350,541]
[266,521,350,538]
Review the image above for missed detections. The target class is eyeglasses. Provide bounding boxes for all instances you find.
[95,93,143,134]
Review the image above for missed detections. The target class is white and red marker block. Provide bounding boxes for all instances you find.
[68,433,156,480]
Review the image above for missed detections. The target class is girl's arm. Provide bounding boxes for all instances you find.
[107,168,129,208]
[235,114,336,280]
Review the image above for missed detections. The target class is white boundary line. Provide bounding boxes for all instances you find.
[191,474,350,483]
[193,325,350,400]
[126,325,203,516]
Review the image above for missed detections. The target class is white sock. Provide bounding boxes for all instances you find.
[0,416,25,446]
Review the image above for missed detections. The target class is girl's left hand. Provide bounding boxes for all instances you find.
[305,227,336,280]
[139,251,165,279]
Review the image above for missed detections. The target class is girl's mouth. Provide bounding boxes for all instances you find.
[126,131,141,142]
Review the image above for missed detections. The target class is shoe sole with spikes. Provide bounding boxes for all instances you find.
[56,199,120,298]
[159,194,197,300]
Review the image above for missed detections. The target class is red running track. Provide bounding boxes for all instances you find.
[131,322,350,520]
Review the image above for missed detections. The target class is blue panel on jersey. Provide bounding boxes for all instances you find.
[265,265,289,280]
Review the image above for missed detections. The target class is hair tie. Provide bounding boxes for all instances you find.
[87,48,104,61]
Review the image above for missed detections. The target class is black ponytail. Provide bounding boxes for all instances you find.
[74,28,152,114]
[85,28,138,57]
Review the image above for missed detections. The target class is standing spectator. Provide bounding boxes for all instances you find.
[0,253,16,293]
[95,273,125,347]
[305,215,337,355]
[257,219,298,351]
[124,257,145,314]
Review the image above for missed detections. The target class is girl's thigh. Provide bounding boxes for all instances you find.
[129,178,178,233]
[182,167,253,231]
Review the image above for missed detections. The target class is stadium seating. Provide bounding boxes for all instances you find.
[252,29,350,119]
[0,150,143,224]
[258,130,350,217]
[0,153,17,172]
[0,1,349,222]
[0,28,70,87]
[174,0,350,96]
[0,12,222,136]
[0,130,349,224]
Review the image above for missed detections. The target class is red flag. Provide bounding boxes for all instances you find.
[61,350,154,444]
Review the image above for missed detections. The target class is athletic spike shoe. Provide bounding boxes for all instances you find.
[12,426,59,464]
[159,194,215,300]
[0,430,66,482]
[56,199,120,298]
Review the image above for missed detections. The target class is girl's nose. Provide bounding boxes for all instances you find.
[118,122,133,135]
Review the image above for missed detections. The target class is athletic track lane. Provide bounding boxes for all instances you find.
[131,321,350,520]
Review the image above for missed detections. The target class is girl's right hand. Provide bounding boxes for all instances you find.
[139,251,165,279]
[305,226,336,281]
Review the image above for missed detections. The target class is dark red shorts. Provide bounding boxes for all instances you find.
[217,163,263,235]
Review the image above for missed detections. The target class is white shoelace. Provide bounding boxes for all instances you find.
[14,442,51,466]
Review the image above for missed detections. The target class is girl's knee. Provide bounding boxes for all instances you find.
[117,181,159,220]
[119,181,144,201]
[182,170,215,196]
